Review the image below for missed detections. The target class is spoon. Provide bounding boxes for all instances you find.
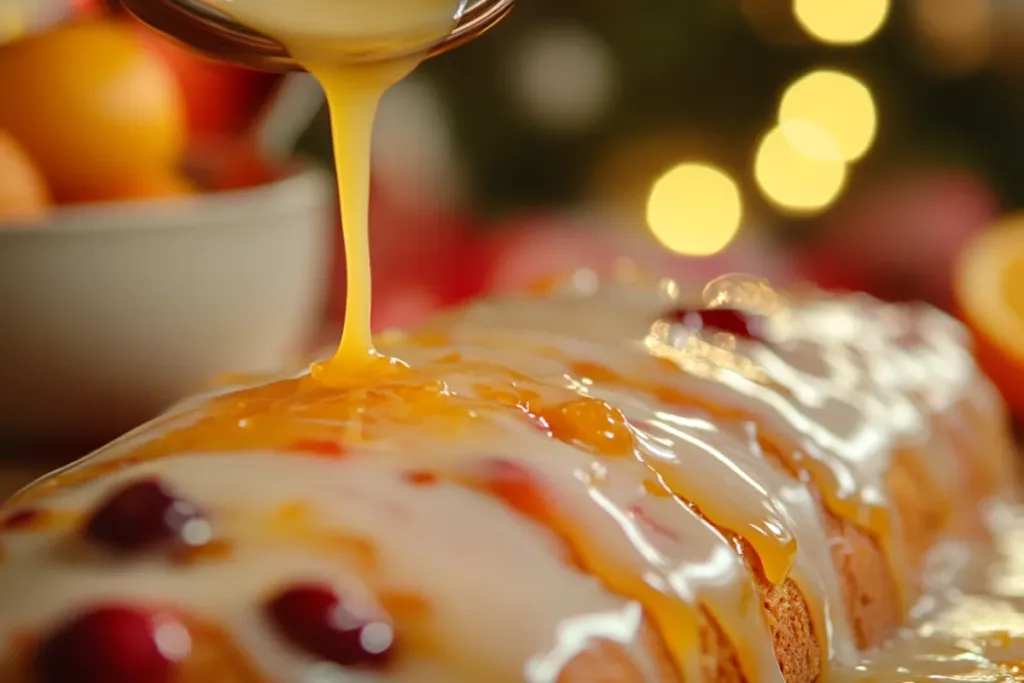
[117,0,514,71]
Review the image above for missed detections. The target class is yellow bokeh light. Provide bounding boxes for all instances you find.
[793,0,891,45]
[754,121,848,215]
[646,163,743,257]
[779,69,877,161]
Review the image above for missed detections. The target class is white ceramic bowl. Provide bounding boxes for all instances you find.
[0,164,336,451]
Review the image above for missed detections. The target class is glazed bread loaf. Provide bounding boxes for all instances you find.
[0,276,1014,683]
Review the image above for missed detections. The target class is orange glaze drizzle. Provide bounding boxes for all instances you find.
[0,508,79,537]
[566,345,956,619]
[19,360,646,507]
[463,459,705,681]
[568,360,801,586]
[538,400,636,457]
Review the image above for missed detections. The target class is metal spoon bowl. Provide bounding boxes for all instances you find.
[118,0,514,71]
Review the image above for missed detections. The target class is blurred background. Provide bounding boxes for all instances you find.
[1,0,1023,460]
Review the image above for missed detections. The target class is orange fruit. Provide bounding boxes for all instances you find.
[954,217,1024,420]
[0,20,186,204]
[67,169,197,205]
[115,170,197,201]
[0,129,52,223]
[131,19,279,142]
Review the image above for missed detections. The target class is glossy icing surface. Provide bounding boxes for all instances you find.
[0,274,1016,682]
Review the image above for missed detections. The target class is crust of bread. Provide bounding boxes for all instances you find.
[548,425,932,683]
[639,419,986,683]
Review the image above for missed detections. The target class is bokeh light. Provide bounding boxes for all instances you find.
[910,0,992,75]
[793,0,891,45]
[509,24,616,133]
[754,121,848,214]
[646,163,743,256]
[779,69,877,161]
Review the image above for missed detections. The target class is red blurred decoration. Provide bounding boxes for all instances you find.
[335,202,798,332]
[127,19,280,144]
[71,0,106,16]
[795,169,997,311]
[465,214,620,294]
[617,232,794,291]
[82,4,281,144]
[188,138,282,192]
[330,207,629,332]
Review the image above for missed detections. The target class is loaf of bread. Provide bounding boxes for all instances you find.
[0,275,1015,683]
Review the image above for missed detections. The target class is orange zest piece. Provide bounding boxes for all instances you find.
[466,459,583,569]
[540,399,636,457]
[955,218,1024,421]
[403,471,439,486]
[173,539,235,566]
[0,508,77,533]
[288,439,347,458]
[377,589,432,620]
[471,459,555,525]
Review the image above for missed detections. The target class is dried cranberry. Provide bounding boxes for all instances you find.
[662,307,765,341]
[289,440,347,458]
[35,605,189,683]
[471,459,583,569]
[267,583,394,668]
[85,479,207,553]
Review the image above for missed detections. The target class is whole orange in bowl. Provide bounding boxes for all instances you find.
[0,129,52,223]
[0,19,186,204]
[72,168,198,204]
[954,216,1024,421]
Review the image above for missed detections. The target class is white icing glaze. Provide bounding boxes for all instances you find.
[0,276,1012,682]
[838,502,1024,683]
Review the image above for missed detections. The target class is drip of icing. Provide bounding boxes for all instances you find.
[397,322,860,668]
[203,0,463,380]
[303,56,419,379]
[436,282,1012,620]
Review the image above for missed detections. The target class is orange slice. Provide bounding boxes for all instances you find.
[955,217,1024,421]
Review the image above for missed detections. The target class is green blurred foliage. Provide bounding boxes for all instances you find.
[301,1,1024,236]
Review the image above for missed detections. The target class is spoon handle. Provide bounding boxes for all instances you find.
[253,72,325,160]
